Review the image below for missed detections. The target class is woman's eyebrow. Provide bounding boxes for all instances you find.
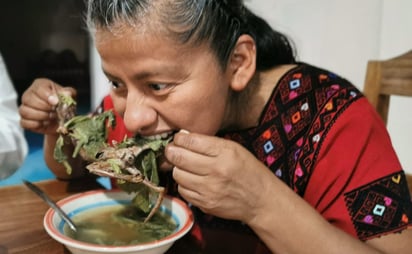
[132,67,182,81]
[102,69,116,80]
[102,69,158,83]
[132,71,155,81]
[102,63,184,81]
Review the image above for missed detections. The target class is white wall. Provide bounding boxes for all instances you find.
[90,0,412,172]
[89,42,109,109]
[246,0,382,89]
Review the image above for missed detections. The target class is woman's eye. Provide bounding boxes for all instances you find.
[109,80,123,89]
[149,83,168,91]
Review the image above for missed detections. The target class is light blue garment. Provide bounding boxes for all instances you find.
[0,53,28,179]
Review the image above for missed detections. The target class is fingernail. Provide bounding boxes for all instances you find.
[179,129,190,134]
[48,95,58,105]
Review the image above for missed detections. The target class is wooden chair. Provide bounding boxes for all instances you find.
[363,50,412,125]
[362,50,412,194]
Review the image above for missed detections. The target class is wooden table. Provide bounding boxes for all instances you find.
[2,176,412,254]
[0,178,266,254]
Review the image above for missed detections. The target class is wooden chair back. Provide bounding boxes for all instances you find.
[363,51,412,191]
[363,50,412,125]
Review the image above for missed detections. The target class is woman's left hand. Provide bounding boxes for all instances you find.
[165,130,277,223]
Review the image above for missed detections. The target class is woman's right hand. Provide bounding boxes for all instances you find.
[19,78,76,135]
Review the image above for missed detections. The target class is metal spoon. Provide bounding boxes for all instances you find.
[23,180,77,232]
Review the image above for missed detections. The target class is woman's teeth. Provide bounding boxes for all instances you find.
[143,132,173,141]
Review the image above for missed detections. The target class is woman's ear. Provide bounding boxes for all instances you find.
[228,34,257,91]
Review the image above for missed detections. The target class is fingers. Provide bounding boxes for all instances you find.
[21,78,76,108]
[48,83,77,105]
[19,104,53,126]
[172,131,225,156]
[177,183,203,207]
[19,102,56,134]
[21,79,50,108]
[165,131,231,175]
[56,86,77,102]
[172,166,203,196]
[60,86,77,97]
[173,165,234,215]
[173,166,218,209]
[20,79,57,121]
[18,78,76,134]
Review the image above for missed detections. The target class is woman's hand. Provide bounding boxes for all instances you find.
[19,78,84,179]
[19,78,76,135]
[165,130,277,223]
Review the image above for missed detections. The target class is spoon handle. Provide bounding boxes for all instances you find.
[23,180,77,232]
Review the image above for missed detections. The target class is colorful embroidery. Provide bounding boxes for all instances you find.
[344,171,412,240]
[292,85,360,194]
[215,63,412,239]
[253,126,284,167]
[224,64,361,189]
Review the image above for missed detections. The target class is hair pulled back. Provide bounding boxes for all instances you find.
[86,0,296,70]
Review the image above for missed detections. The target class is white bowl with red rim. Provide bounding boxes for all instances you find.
[44,189,194,254]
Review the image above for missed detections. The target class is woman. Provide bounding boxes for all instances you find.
[19,0,412,253]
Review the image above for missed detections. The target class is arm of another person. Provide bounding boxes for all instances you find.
[0,55,28,179]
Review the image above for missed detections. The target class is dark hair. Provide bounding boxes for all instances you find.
[86,0,296,70]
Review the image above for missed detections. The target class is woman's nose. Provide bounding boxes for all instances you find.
[122,94,157,133]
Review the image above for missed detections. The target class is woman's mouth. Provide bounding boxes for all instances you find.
[140,131,176,141]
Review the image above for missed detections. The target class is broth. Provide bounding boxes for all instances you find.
[63,204,177,246]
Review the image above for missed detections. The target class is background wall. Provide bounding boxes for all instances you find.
[0,0,90,108]
[90,0,412,173]
[379,1,412,174]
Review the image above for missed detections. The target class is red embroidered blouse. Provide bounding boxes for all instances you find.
[99,63,412,241]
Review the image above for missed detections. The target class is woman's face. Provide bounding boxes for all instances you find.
[95,27,233,138]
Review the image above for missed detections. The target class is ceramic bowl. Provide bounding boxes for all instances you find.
[44,189,194,254]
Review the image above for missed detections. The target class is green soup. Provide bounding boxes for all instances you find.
[64,204,177,246]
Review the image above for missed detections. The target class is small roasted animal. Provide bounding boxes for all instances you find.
[55,93,77,135]
[86,137,170,222]
[54,95,115,174]
[54,93,170,222]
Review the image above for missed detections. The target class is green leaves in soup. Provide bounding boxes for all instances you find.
[64,204,177,246]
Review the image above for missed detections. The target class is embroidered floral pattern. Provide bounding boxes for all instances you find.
[223,64,361,191]
[220,64,412,238]
[344,172,412,240]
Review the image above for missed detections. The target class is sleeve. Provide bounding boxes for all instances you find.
[102,95,132,144]
[0,54,28,178]
[303,97,412,240]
